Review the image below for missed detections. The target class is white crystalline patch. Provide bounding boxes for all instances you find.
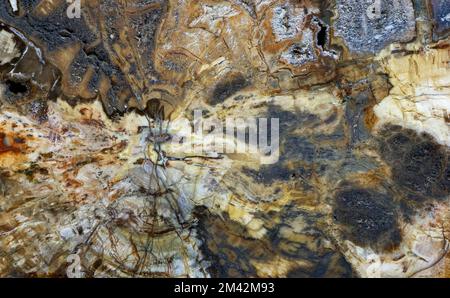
[334,0,416,53]
[15,214,28,223]
[271,3,305,42]
[443,13,450,23]
[280,29,316,66]
[9,0,18,12]
[60,227,76,240]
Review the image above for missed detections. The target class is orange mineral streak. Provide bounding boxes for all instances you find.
[0,131,30,168]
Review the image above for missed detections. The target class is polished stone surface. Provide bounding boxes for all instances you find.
[0,0,448,277]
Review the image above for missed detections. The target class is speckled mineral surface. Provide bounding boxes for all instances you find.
[0,0,448,278]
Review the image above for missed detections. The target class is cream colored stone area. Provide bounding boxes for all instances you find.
[0,0,448,278]
[374,46,450,146]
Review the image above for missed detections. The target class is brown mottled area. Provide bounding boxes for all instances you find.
[0,121,32,168]
[195,207,354,278]
[0,0,449,278]
[0,132,26,154]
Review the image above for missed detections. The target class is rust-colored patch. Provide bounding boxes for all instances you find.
[65,178,84,188]
[0,113,37,163]
[364,106,379,132]
[0,132,28,154]
[80,118,106,128]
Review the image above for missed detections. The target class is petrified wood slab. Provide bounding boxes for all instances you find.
[0,0,448,278]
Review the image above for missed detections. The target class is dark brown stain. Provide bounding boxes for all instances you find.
[333,186,402,252]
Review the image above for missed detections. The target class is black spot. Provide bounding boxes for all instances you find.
[393,141,447,198]
[316,20,328,49]
[284,137,316,163]
[210,74,250,105]
[333,188,401,252]
[145,98,165,120]
[243,164,293,185]
[378,126,449,202]
[387,132,411,148]
[243,105,339,186]
[5,80,28,95]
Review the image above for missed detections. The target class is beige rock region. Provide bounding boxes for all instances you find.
[0,0,448,277]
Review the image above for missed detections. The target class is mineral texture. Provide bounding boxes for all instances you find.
[0,0,448,278]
